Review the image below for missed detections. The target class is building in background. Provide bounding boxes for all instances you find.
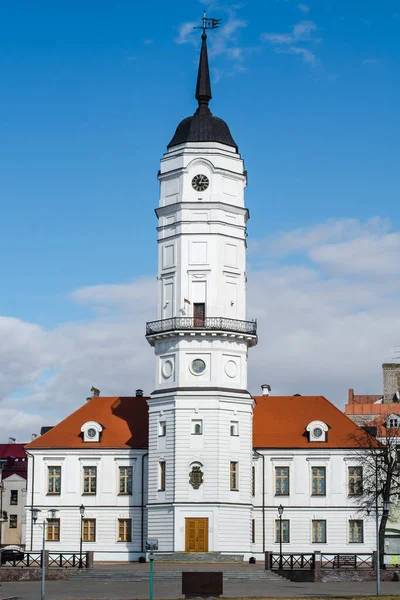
[0,440,27,546]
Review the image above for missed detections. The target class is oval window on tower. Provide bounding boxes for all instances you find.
[190,358,206,375]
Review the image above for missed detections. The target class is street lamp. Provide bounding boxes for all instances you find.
[32,507,58,600]
[366,499,391,596]
[0,459,7,546]
[278,504,284,569]
[79,504,85,568]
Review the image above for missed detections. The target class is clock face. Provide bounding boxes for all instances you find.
[192,174,209,192]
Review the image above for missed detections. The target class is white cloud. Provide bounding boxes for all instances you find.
[362,58,379,66]
[1,218,399,443]
[298,4,310,14]
[261,20,320,66]
[175,22,198,46]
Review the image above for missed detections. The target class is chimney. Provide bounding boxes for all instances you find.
[261,384,271,396]
[87,386,100,402]
[382,363,400,403]
[135,389,144,397]
[31,434,38,441]
[8,437,16,444]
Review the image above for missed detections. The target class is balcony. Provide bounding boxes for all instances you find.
[145,316,257,343]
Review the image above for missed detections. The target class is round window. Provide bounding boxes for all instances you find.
[162,360,173,379]
[87,428,97,439]
[313,427,323,438]
[190,359,206,375]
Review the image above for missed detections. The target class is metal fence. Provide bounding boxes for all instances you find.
[270,553,315,570]
[321,553,373,569]
[146,316,257,336]
[1,552,88,568]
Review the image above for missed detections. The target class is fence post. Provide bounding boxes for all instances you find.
[372,551,377,573]
[264,551,272,570]
[44,550,50,568]
[0,550,2,569]
[314,551,321,582]
[86,551,94,568]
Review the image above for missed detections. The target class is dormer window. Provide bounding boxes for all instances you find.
[387,414,399,428]
[81,421,103,443]
[306,420,328,443]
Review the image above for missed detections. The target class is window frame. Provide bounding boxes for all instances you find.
[118,466,133,495]
[159,461,166,492]
[9,514,18,529]
[349,519,364,543]
[82,466,97,495]
[230,461,238,491]
[275,466,290,496]
[348,466,363,496]
[82,518,96,542]
[158,421,166,437]
[230,421,239,436]
[117,518,132,542]
[46,518,60,541]
[252,465,256,497]
[275,519,290,543]
[47,466,61,495]
[312,519,327,543]
[311,466,326,496]
[251,518,255,544]
[191,419,203,435]
[10,490,18,505]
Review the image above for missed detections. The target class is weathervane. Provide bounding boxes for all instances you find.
[194,10,221,34]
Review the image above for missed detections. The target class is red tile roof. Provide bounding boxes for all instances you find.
[25,394,366,451]
[0,444,28,479]
[345,403,400,416]
[253,395,364,448]
[26,397,149,449]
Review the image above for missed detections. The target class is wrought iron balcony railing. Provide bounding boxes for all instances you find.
[146,316,257,337]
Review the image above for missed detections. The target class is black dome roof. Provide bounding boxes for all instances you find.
[168,111,237,151]
[167,32,238,152]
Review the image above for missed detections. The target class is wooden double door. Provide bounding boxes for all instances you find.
[185,518,209,552]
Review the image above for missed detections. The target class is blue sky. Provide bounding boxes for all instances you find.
[1,0,400,440]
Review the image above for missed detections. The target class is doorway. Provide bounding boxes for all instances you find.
[193,303,205,327]
[185,518,209,552]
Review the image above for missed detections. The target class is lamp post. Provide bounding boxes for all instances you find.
[278,504,284,569]
[32,507,58,600]
[0,459,6,546]
[79,504,85,568]
[366,498,391,595]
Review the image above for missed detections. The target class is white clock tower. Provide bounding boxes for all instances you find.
[145,27,257,554]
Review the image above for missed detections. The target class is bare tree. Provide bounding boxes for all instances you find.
[349,423,400,565]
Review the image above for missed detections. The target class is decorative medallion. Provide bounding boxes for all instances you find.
[162,359,173,379]
[189,465,204,489]
[191,174,209,192]
[224,359,237,379]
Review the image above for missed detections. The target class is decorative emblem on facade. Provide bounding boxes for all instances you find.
[189,465,203,489]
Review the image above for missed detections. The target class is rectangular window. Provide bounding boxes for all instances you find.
[158,421,166,437]
[9,514,17,529]
[251,519,255,544]
[311,466,326,496]
[192,419,203,435]
[349,520,363,543]
[10,490,18,505]
[348,466,363,496]
[389,417,399,428]
[118,518,132,542]
[275,467,290,496]
[119,466,133,495]
[47,466,61,494]
[82,518,96,542]
[230,421,239,436]
[252,465,255,496]
[83,466,97,494]
[46,518,60,541]
[230,461,238,491]
[275,519,290,543]
[159,461,166,491]
[312,520,327,543]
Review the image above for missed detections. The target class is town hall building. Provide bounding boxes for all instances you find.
[25,26,375,561]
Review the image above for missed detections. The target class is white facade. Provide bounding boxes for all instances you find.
[25,449,148,561]
[1,474,27,546]
[251,449,374,557]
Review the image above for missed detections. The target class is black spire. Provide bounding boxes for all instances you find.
[195,33,212,114]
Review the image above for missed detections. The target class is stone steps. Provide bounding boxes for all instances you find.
[71,569,282,581]
[153,552,243,563]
